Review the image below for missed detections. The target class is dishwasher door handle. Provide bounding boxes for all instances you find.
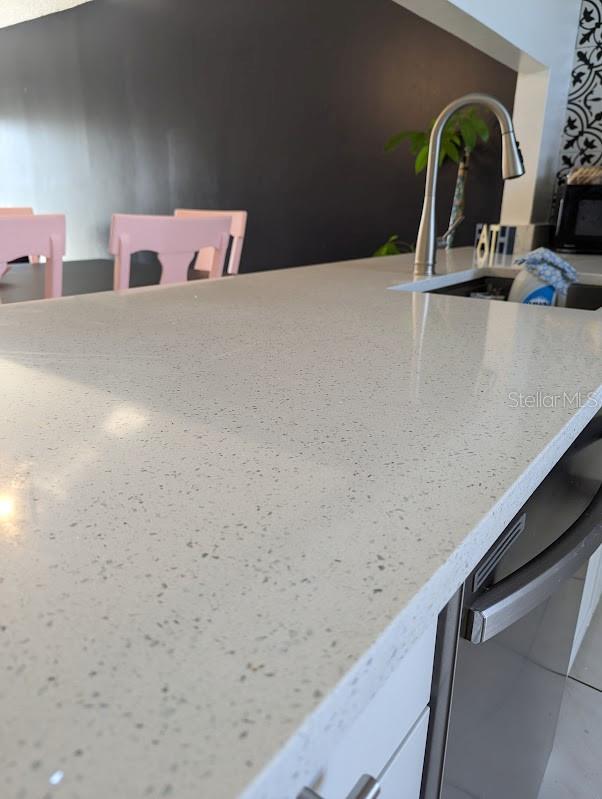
[465,486,602,644]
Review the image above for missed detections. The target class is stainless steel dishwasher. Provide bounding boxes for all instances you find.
[422,411,602,799]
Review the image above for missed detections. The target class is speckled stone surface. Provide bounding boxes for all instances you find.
[0,0,92,29]
[1,251,602,799]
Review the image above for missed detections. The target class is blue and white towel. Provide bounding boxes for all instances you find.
[514,247,577,296]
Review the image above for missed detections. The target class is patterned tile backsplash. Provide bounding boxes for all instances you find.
[557,0,602,183]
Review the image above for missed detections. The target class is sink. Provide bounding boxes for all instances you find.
[424,275,602,311]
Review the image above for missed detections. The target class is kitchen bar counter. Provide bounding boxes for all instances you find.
[2,249,602,799]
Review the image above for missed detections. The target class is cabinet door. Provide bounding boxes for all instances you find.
[310,624,436,799]
[379,707,430,799]
[303,708,431,799]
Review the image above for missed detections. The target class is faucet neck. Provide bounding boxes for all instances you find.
[413,94,519,278]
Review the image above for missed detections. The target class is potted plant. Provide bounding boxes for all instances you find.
[375,107,490,255]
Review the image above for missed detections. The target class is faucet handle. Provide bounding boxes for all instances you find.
[298,775,380,799]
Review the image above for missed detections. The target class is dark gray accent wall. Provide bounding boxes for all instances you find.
[0,0,516,269]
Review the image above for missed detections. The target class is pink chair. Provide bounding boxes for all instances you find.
[0,215,65,298]
[0,207,40,263]
[174,209,247,277]
[109,214,231,290]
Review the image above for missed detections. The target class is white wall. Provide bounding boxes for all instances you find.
[0,0,93,29]
[394,0,582,224]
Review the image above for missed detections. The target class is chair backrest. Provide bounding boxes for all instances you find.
[0,215,66,263]
[0,208,39,265]
[0,207,34,217]
[109,214,231,288]
[174,209,247,275]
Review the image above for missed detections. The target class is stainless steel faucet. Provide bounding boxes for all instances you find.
[414,93,525,277]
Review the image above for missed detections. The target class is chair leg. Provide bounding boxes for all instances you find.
[228,236,243,275]
[114,254,131,290]
[44,257,63,298]
[44,235,63,298]
[208,235,229,280]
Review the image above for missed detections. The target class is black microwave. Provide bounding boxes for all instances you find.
[555,183,602,253]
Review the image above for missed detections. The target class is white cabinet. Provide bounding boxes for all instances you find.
[378,708,430,799]
[304,624,436,799]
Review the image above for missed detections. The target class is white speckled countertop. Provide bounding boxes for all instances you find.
[2,249,602,799]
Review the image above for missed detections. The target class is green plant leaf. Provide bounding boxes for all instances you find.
[373,236,415,256]
[444,139,460,163]
[385,130,428,154]
[441,123,461,145]
[415,144,429,173]
[385,131,413,151]
[385,109,489,173]
[448,114,462,134]
[373,235,401,257]
[409,131,428,154]
[385,132,406,151]
[472,115,490,142]
[459,118,477,151]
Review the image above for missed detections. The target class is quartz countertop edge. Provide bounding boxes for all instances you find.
[241,392,602,799]
[2,247,602,799]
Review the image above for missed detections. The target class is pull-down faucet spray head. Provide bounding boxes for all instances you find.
[501,128,525,181]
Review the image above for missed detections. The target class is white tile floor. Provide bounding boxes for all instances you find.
[540,605,602,798]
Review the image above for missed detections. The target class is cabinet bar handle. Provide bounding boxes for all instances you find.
[298,774,380,799]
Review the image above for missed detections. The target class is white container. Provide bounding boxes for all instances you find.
[508,270,557,306]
